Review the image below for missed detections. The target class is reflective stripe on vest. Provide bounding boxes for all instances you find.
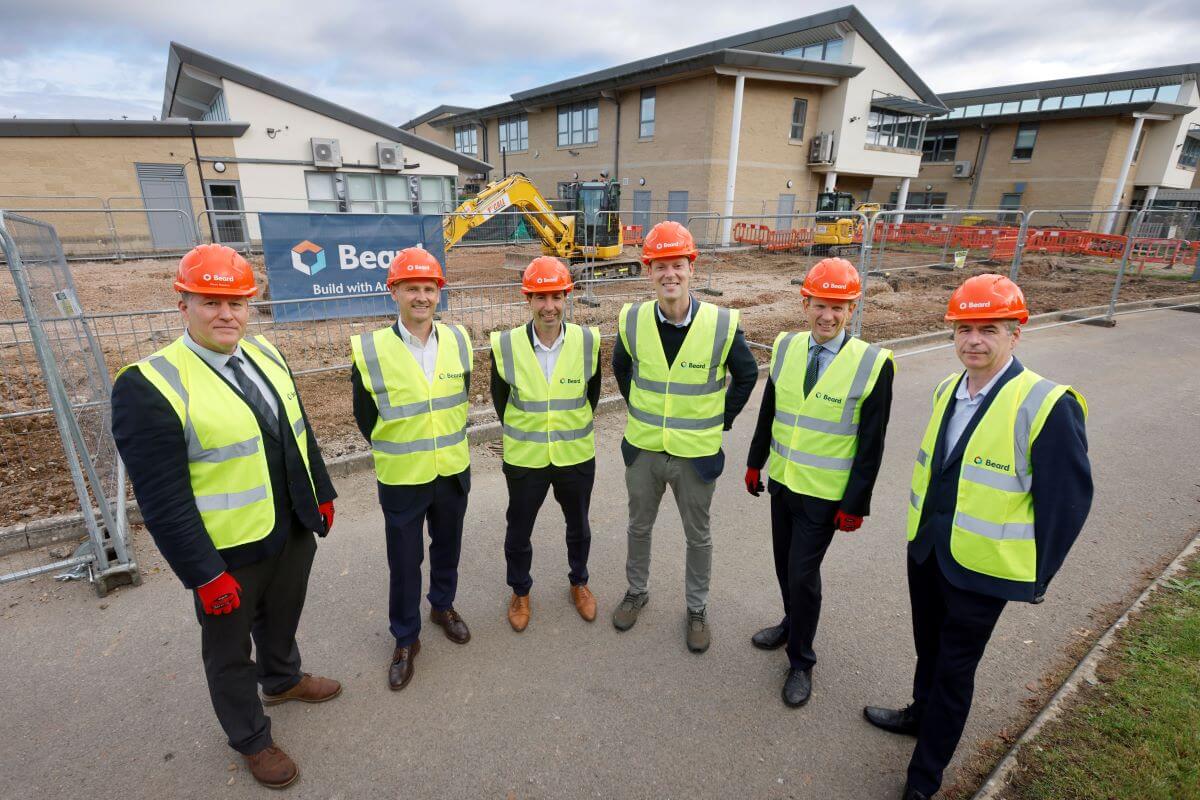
[767,331,891,500]
[619,300,739,457]
[491,323,598,468]
[351,322,472,485]
[118,336,315,550]
[907,367,1088,585]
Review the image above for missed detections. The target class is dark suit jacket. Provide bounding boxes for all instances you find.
[908,357,1093,603]
[111,344,336,589]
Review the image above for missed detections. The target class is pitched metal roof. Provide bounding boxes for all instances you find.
[0,119,249,137]
[163,43,492,172]
[939,63,1200,105]
[399,105,476,131]
[926,100,1195,129]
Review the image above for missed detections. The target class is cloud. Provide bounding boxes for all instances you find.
[0,0,1197,123]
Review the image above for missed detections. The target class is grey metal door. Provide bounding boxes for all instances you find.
[136,163,195,251]
[776,193,796,230]
[633,190,651,233]
[667,191,689,224]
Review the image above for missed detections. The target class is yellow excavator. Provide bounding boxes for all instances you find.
[443,172,641,278]
[813,191,880,255]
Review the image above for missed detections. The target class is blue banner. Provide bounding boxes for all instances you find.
[260,212,445,322]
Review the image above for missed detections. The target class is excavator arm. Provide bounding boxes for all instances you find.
[443,173,575,255]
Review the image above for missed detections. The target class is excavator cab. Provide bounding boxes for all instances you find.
[568,180,622,253]
[816,191,857,216]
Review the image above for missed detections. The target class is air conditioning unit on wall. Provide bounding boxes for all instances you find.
[377,142,402,170]
[953,160,972,178]
[808,132,834,165]
[311,138,342,169]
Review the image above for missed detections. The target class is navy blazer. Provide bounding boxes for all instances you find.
[908,357,1093,603]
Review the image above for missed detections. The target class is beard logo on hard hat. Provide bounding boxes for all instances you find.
[291,240,326,277]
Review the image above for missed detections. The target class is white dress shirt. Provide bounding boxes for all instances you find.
[397,319,438,382]
[532,323,566,381]
[943,356,1013,463]
[655,297,695,328]
[182,329,278,417]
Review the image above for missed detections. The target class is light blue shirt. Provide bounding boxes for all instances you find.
[182,330,278,417]
[943,356,1013,464]
[806,329,846,381]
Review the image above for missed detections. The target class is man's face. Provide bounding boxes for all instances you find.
[391,279,440,326]
[803,296,856,342]
[179,293,248,354]
[528,290,566,330]
[954,319,1020,372]
[647,255,694,301]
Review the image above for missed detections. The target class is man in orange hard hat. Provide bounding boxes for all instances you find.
[489,257,602,631]
[350,246,473,691]
[112,244,340,789]
[864,274,1092,800]
[611,220,758,652]
[744,257,895,707]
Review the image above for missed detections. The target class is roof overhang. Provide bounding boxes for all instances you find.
[871,95,947,117]
[0,119,249,138]
[939,63,1200,105]
[928,101,1196,128]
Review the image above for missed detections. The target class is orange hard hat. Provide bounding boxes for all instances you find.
[945,273,1029,324]
[522,256,574,295]
[800,257,861,301]
[386,246,446,288]
[641,220,698,265]
[173,244,258,297]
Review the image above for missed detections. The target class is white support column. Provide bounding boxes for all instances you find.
[895,177,911,224]
[824,171,838,192]
[1143,184,1159,208]
[1104,114,1145,234]
[720,73,746,246]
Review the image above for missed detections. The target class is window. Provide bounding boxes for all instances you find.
[498,114,528,153]
[1000,193,1023,210]
[558,100,599,146]
[1040,96,1062,111]
[790,98,807,142]
[1179,134,1200,170]
[418,176,453,214]
[1012,123,1038,159]
[304,172,451,214]
[948,107,966,119]
[866,108,926,150]
[1155,84,1180,102]
[1131,87,1156,102]
[640,87,656,138]
[921,131,958,162]
[983,102,1002,115]
[453,124,477,156]
[779,37,844,63]
[1107,88,1132,105]
[1082,91,1107,107]
[1001,101,1019,114]
[305,172,342,213]
[202,91,229,122]
[1060,95,1083,109]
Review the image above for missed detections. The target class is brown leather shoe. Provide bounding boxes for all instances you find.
[388,639,420,691]
[262,673,342,706]
[430,606,471,644]
[243,745,298,789]
[507,593,531,632]
[570,584,597,622]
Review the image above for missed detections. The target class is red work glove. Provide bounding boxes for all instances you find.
[744,467,764,497]
[318,501,335,537]
[834,510,864,532]
[197,572,241,615]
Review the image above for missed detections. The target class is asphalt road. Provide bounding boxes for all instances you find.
[1,308,1197,800]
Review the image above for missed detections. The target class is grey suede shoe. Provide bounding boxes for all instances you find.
[612,591,649,631]
[686,608,710,653]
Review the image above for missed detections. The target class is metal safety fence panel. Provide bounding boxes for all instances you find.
[0,212,138,594]
[0,207,199,262]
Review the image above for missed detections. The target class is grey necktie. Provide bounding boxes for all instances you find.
[226,355,280,434]
[803,344,822,398]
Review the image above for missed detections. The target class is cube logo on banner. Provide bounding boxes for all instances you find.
[291,240,326,276]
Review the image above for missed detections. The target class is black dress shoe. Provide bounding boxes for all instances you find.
[430,606,471,644]
[781,668,812,707]
[901,783,931,800]
[388,640,420,691]
[863,703,921,736]
[751,624,788,650]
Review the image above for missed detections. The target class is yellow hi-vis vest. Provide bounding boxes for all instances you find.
[907,367,1087,585]
[619,300,739,458]
[490,323,600,468]
[767,332,892,500]
[350,322,472,486]
[117,335,315,550]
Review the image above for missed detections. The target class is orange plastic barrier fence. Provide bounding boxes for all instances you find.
[732,222,770,246]
[622,225,644,245]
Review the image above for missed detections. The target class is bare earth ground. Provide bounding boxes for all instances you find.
[1,244,1195,528]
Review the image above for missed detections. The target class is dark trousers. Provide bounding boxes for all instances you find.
[381,475,467,647]
[769,486,838,671]
[193,524,317,755]
[906,552,1008,795]
[503,460,594,596]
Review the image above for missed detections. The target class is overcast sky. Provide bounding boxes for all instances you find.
[1,0,1197,125]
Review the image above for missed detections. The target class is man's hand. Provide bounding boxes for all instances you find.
[834,510,863,532]
[197,572,241,615]
[744,467,764,497]
[318,501,335,537]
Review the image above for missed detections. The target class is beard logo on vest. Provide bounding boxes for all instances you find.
[439,371,464,381]
[973,455,1012,471]
[679,361,707,369]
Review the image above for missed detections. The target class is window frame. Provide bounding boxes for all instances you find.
[557,99,600,147]
[453,124,478,156]
[639,87,656,139]
[789,98,808,143]
[1179,134,1200,170]
[921,131,958,163]
[498,113,529,154]
[999,192,1024,210]
[866,107,926,151]
[1011,122,1039,160]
